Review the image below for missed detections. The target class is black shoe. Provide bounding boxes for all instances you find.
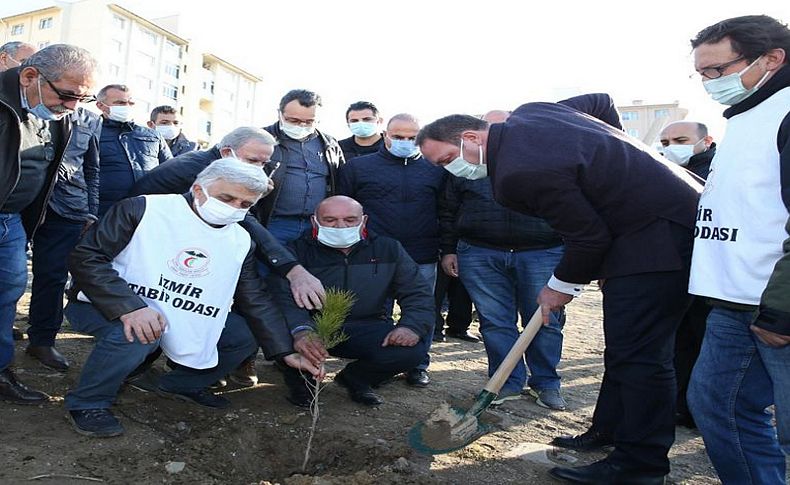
[335,371,383,406]
[549,459,666,484]
[0,368,50,404]
[675,412,697,429]
[156,387,230,409]
[12,326,24,341]
[68,409,124,437]
[209,377,228,390]
[406,369,430,388]
[551,429,614,451]
[446,330,480,343]
[229,358,258,387]
[432,331,447,343]
[26,345,70,371]
[276,360,315,408]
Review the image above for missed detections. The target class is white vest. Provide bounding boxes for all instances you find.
[689,87,790,304]
[82,194,251,368]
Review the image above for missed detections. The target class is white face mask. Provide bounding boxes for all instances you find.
[702,56,770,106]
[315,221,362,248]
[107,105,134,123]
[443,139,488,180]
[155,124,180,140]
[194,189,249,226]
[280,120,315,140]
[662,139,704,166]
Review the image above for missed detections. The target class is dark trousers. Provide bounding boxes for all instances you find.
[592,270,690,474]
[28,208,84,346]
[673,297,710,420]
[434,269,473,334]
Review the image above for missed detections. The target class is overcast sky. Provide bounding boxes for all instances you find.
[2,0,789,139]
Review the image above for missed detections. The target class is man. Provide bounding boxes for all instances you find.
[147,105,197,157]
[437,109,568,409]
[274,196,433,407]
[338,113,446,387]
[0,44,97,404]
[0,42,36,72]
[659,121,716,179]
[686,15,790,484]
[96,84,171,217]
[129,126,326,385]
[418,93,701,484]
[259,89,344,244]
[338,101,384,161]
[658,120,716,428]
[64,158,322,437]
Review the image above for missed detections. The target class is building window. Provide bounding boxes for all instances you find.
[112,39,123,53]
[164,63,180,79]
[627,128,640,138]
[165,40,181,59]
[136,75,153,91]
[112,15,126,30]
[162,83,178,100]
[621,111,639,121]
[139,27,158,46]
[10,24,24,35]
[205,120,212,136]
[654,109,670,118]
[137,51,155,67]
[39,17,53,30]
[108,64,120,77]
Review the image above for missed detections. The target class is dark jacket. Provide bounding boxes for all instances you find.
[49,108,101,222]
[168,132,198,157]
[0,67,71,236]
[686,143,716,180]
[338,135,384,161]
[127,145,299,277]
[67,194,294,359]
[489,93,703,283]
[257,122,344,225]
[337,146,447,264]
[272,231,434,338]
[439,176,562,254]
[100,119,171,176]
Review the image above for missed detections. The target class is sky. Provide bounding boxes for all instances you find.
[2,0,789,140]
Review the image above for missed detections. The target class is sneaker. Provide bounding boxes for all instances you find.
[209,378,228,390]
[491,388,522,406]
[68,409,124,437]
[527,388,567,410]
[156,387,231,409]
[229,358,258,387]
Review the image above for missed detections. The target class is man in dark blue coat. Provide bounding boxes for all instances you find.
[418,93,702,484]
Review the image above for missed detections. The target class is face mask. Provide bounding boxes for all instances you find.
[107,105,134,123]
[703,57,771,106]
[5,56,21,67]
[280,120,315,140]
[444,139,487,180]
[388,138,419,158]
[194,189,249,226]
[349,121,378,138]
[155,124,180,140]
[315,222,362,248]
[21,77,67,121]
[662,140,703,166]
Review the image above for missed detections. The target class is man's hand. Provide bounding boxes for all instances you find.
[751,325,790,348]
[283,352,326,381]
[119,307,166,344]
[382,327,420,347]
[441,254,459,277]
[537,286,573,325]
[293,330,329,367]
[286,265,325,310]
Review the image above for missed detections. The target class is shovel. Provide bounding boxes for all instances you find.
[408,307,544,454]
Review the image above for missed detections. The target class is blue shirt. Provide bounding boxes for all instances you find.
[272,133,328,218]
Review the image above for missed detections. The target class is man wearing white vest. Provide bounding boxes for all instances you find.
[687,15,790,484]
[63,158,324,438]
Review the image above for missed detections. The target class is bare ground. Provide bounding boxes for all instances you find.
[1,285,721,484]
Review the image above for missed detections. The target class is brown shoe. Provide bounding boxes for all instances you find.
[229,358,258,387]
[26,345,70,372]
[0,368,50,404]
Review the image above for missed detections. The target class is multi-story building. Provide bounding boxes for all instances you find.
[616,100,688,145]
[1,0,261,146]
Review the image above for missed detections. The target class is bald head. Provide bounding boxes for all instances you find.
[315,196,364,225]
[482,110,511,124]
[659,121,712,151]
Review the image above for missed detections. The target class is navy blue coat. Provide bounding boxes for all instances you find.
[337,146,447,264]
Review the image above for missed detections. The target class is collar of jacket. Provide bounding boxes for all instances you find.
[101,117,135,131]
[724,64,790,119]
[0,67,28,121]
[688,142,716,165]
[376,144,423,163]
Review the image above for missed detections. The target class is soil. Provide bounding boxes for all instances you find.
[2,284,723,484]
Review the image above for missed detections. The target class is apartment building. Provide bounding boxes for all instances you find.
[1,0,261,145]
[616,100,688,145]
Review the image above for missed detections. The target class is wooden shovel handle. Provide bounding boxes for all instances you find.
[483,308,544,395]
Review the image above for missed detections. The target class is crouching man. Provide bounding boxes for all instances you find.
[275,196,434,407]
[64,158,322,437]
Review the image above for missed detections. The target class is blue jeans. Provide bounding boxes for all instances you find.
[457,242,565,393]
[385,262,437,371]
[64,302,257,410]
[257,216,312,278]
[28,209,84,346]
[0,213,28,371]
[688,307,788,484]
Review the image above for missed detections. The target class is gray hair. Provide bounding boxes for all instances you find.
[193,158,270,195]
[0,41,35,58]
[20,44,97,81]
[97,84,129,103]
[387,113,420,129]
[218,126,277,150]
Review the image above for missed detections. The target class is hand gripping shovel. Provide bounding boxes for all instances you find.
[408,308,544,454]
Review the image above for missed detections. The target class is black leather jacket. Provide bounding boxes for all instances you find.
[67,194,295,359]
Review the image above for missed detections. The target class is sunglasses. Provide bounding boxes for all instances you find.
[41,75,96,103]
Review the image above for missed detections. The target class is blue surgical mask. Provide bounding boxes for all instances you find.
[443,139,487,180]
[21,77,67,121]
[703,56,770,106]
[349,121,378,138]
[388,138,419,158]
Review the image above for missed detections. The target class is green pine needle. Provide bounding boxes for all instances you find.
[311,288,354,349]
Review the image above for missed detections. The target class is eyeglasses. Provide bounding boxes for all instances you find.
[281,115,316,127]
[696,56,746,80]
[41,75,97,103]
